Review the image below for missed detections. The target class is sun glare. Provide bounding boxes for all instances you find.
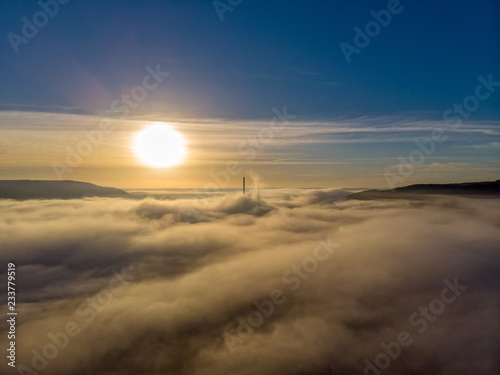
[133,124,186,168]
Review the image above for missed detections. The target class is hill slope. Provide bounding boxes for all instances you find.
[0,180,129,200]
[348,180,500,200]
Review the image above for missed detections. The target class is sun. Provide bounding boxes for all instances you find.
[133,124,186,167]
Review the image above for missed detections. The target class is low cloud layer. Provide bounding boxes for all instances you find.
[0,190,499,375]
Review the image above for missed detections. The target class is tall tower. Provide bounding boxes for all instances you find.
[243,177,245,195]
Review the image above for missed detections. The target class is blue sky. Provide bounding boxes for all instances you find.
[0,0,499,188]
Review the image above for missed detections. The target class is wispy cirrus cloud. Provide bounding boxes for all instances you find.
[1,110,498,187]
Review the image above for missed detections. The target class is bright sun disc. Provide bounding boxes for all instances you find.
[133,124,186,167]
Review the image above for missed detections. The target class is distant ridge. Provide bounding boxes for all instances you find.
[0,180,129,200]
[348,180,500,200]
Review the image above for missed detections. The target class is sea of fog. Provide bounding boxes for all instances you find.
[0,189,499,375]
